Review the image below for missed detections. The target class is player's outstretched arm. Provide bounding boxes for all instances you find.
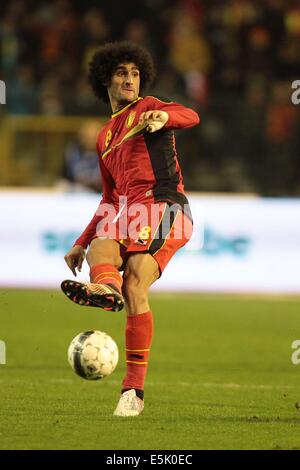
[64,245,86,276]
[142,97,200,130]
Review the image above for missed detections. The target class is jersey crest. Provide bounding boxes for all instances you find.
[125,111,136,129]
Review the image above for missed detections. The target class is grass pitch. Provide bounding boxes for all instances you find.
[0,289,300,450]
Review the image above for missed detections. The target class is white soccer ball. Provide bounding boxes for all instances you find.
[67,330,119,380]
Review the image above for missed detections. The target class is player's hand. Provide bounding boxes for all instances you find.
[138,110,169,133]
[64,245,86,277]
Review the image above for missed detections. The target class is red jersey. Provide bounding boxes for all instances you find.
[75,95,200,248]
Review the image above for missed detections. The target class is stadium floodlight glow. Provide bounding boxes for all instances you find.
[0,80,6,105]
[0,340,6,365]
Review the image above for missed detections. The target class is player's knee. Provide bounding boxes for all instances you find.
[122,273,148,305]
[86,239,122,268]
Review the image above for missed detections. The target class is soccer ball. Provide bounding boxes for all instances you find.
[67,330,119,380]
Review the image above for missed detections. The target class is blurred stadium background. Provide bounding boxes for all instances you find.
[1,0,300,451]
[0,0,300,292]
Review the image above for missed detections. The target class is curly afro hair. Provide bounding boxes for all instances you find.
[88,41,156,103]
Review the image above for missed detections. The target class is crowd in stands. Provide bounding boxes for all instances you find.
[1,0,300,195]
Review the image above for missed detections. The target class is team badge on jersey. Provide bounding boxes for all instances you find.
[125,111,136,129]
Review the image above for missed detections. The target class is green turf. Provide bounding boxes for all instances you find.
[0,289,300,450]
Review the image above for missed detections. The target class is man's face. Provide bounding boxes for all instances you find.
[108,63,140,106]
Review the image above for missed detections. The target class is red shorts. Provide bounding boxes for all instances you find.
[93,201,193,275]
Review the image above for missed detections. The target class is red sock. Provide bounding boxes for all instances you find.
[90,264,122,293]
[122,311,154,392]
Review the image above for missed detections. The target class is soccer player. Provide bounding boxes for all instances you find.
[61,41,200,416]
